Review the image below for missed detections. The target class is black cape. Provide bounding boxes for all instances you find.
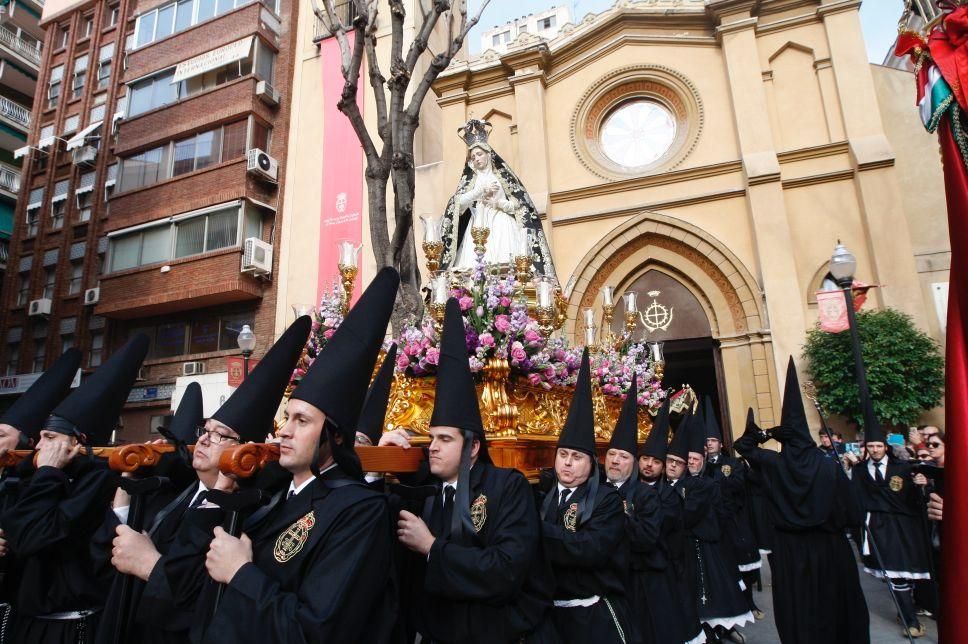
[735,427,870,644]
[173,466,399,643]
[676,473,752,630]
[540,480,633,643]
[851,457,933,579]
[2,458,119,642]
[397,461,555,643]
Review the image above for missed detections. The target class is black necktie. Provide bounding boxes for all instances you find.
[442,486,455,537]
[190,491,207,509]
[874,461,885,483]
[558,488,572,511]
[287,489,295,500]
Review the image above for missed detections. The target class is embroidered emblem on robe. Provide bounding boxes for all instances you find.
[889,475,904,492]
[274,511,315,563]
[563,502,579,532]
[471,494,487,532]
[721,464,732,477]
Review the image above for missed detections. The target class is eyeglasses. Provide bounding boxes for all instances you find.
[195,426,240,444]
[926,442,943,449]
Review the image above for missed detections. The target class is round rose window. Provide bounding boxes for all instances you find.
[599,100,677,169]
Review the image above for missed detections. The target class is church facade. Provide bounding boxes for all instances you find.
[280,0,947,439]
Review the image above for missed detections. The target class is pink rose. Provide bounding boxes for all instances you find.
[510,341,526,362]
[494,315,511,334]
[479,332,495,348]
[544,367,557,379]
[426,347,440,365]
[528,373,542,386]
[499,297,512,307]
[396,355,410,369]
[524,329,541,343]
[323,328,335,340]
[459,296,473,311]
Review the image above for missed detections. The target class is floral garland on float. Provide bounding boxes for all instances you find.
[290,232,674,442]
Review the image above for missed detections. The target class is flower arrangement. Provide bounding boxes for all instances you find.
[295,254,667,410]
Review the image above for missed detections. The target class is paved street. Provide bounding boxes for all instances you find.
[742,553,939,643]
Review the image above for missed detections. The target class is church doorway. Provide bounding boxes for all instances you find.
[609,268,731,439]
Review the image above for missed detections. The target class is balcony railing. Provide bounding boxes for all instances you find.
[0,164,20,193]
[312,0,358,42]
[0,95,30,128]
[0,27,41,65]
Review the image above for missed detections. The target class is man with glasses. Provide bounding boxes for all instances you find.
[108,318,311,643]
[189,268,401,643]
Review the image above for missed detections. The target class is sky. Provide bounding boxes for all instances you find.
[467,0,907,62]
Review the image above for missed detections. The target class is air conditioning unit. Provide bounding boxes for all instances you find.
[242,237,272,276]
[28,298,52,316]
[84,287,100,305]
[182,361,205,376]
[72,145,98,166]
[246,148,278,183]
[255,80,280,107]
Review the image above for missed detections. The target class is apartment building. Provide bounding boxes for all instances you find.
[0,0,45,288]
[479,5,569,53]
[0,0,296,441]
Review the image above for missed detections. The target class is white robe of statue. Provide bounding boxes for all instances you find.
[452,148,524,270]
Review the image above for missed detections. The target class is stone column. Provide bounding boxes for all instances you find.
[819,0,929,328]
[713,5,808,379]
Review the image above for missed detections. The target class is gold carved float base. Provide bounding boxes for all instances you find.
[385,358,653,479]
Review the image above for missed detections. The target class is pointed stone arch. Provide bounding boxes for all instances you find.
[564,211,781,430]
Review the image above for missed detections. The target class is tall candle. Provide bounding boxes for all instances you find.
[537,279,554,307]
[432,275,449,304]
[623,291,638,313]
[583,308,595,327]
[336,240,362,267]
[421,216,441,243]
[584,325,597,347]
[601,286,614,306]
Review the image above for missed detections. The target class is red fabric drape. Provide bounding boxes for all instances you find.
[938,116,968,644]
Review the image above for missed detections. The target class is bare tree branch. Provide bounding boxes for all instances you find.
[404,0,489,119]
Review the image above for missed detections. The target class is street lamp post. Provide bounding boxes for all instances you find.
[828,242,878,431]
[237,324,256,380]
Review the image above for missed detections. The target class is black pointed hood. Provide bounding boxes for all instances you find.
[639,397,670,460]
[745,407,759,435]
[687,406,706,456]
[557,347,596,457]
[667,409,692,460]
[703,395,722,442]
[772,358,813,449]
[46,335,149,444]
[860,384,885,444]
[167,382,203,445]
[608,373,638,456]
[213,317,311,443]
[0,348,80,442]
[430,299,486,442]
[357,343,398,445]
[291,267,399,434]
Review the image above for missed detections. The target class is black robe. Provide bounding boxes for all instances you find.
[398,461,554,643]
[613,477,658,644]
[744,465,775,555]
[706,454,761,571]
[0,459,35,640]
[167,466,399,643]
[640,478,703,644]
[735,430,870,644]
[851,457,932,580]
[2,459,118,643]
[677,473,752,630]
[95,479,200,644]
[540,480,633,643]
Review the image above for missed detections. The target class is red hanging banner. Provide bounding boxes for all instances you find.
[317,33,364,307]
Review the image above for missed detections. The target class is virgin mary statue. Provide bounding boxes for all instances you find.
[440,119,556,279]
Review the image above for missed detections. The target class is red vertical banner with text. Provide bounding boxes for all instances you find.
[317,33,364,308]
